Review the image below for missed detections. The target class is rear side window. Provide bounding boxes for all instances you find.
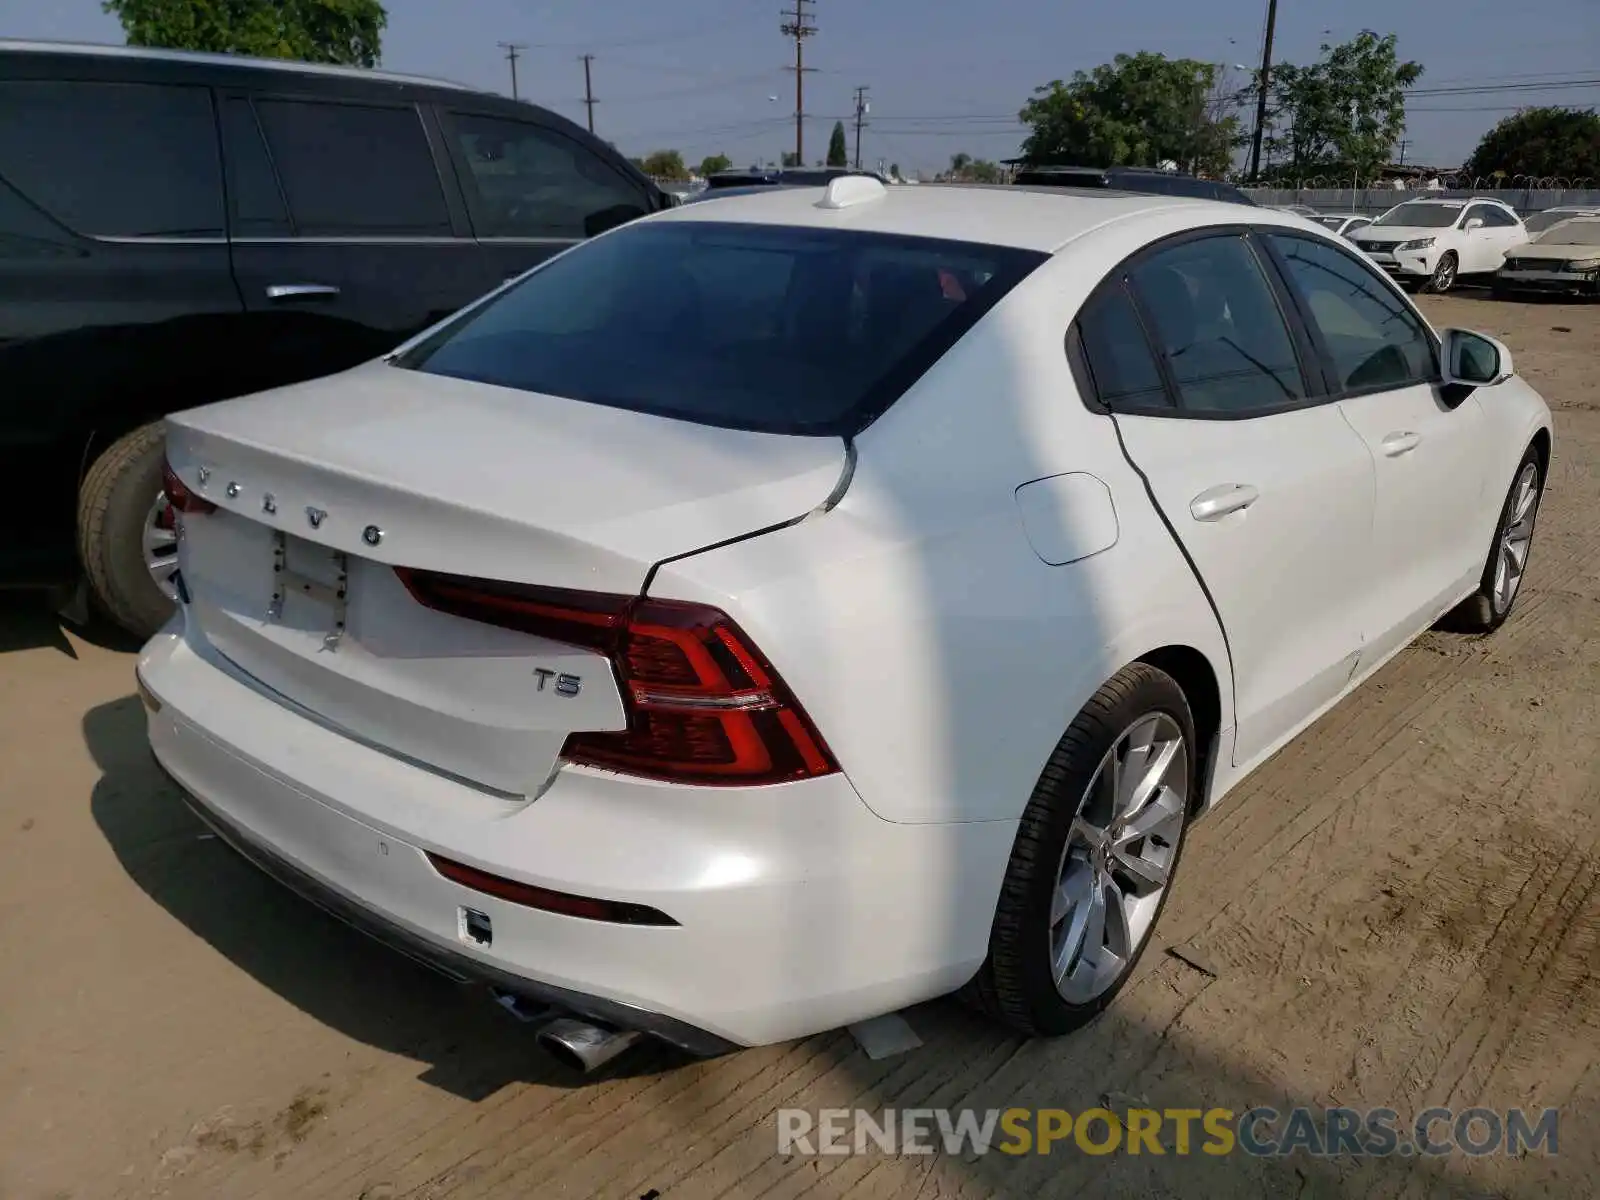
[1267,233,1437,392]
[0,80,223,237]
[1075,285,1170,411]
[253,99,450,236]
[1128,235,1306,414]
[220,99,290,236]
[396,220,1046,435]
[447,113,650,239]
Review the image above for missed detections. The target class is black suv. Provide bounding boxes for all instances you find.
[1,41,669,636]
[1011,164,1257,206]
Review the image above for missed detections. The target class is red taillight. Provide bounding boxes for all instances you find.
[395,568,839,787]
[161,457,216,514]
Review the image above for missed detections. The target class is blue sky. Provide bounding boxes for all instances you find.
[3,0,1595,174]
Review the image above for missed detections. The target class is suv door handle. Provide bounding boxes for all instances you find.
[1189,483,1260,521]
[265,283,341,301]
[1381,431,1422,457]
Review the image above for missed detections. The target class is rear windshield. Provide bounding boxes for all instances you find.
[1373,202,1462,229]
[394,220,1047,436]
[1525,209,1595,234]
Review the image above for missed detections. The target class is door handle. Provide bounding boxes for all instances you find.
[1381,431,1422,457]
[1189,483,1260,522]
[265,283,341,301]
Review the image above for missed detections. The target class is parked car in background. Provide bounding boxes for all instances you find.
[141,180,1550,1064]
[1494,216,1600,298]
[1010,164,1258,206]
[704,166,884,191]
[1313,213,1374,239]
[1521,206,1600,236]
[0,40,668,636]
[1350,197,1527,293]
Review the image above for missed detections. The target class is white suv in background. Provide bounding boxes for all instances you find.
[1351,198,1528,292]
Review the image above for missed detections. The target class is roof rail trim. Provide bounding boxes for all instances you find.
[0,39,473,91]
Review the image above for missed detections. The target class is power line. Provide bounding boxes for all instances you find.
[580,54,597,134]
[497,41,528,100]
[780,0,818,164]
[853,85,870,169]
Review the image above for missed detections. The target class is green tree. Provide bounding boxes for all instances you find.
[1462,107,1600,180]
[639,149,688,180]
[697,153,733,177]
[781,150,802,168]
[1018,52,1239,177]
[889,162,901,179]
[827,121,849,167]
[1263,31,1423,182]
[949,152,972,177]
[103,0,386,66]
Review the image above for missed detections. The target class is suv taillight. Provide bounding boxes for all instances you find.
[162,457,216,514]
[394,569,839,787]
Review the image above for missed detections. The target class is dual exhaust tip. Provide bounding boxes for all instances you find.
[494,990,646,1074]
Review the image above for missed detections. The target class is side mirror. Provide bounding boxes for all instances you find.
[1441,328,1513,387]
[1464,217,1485,232]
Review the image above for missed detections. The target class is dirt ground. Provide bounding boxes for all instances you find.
[2,293,1597,1200]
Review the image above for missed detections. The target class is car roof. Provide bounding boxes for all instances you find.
[649,182,1268,253]
[0,38,472,90]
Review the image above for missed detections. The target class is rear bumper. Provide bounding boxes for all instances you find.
[137,625,1017,1048]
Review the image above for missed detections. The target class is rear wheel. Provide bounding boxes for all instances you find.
[1425,251,1459,294]
[77,422,177,639]
[971,663,1196,1036]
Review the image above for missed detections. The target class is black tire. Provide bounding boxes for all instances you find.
[1425,251,1459,294]
[969,662,1197,1037]
[1444,446,1544,634]
[77,422,176,639]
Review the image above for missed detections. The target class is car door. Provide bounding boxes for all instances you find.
[219,92,485,397]
[1262,230,1493,672]
[0,76,241,584]
[1477,203,1527,267]
[1085,230,1377,768]
[435,108,657,291]
[1457,203,1504,274]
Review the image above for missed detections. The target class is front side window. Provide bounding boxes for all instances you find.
[396,220,1046,435]
[253,99,451,236]
[447,114,650,239]
[1524,209,1587,234]
[1479,205,1520,228]
[1268,233,1437,393]
[0,80,222,238]
[1127,235,1306,415]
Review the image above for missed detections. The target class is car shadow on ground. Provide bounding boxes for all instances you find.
[0,591,147,656]
[82,690,692,1099]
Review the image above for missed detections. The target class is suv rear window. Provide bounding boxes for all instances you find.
[395,220,1046,436]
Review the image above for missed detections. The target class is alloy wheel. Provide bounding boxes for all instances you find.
[143,490,180,602]
[1049,711,1188,1004]
[1431,255,1457,293]
[1493,462,1540,614]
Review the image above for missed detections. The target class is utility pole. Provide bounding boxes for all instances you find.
[1396,138,1409,168]
[1247,0,1277,181]
[852,85,870,169]
[498,41,527,100]
[780,0,817,165]
[580,54,597,134]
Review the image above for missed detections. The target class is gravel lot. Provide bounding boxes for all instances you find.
[2,293,1596,1200]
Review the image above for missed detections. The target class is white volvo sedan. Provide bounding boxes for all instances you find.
[138,178,1552,1069]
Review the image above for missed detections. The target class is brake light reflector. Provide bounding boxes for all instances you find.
[395,568,839,787]
[426,852,678,925]
[161,457,216,514]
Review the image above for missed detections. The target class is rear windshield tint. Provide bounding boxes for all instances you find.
[395,220,1047,436]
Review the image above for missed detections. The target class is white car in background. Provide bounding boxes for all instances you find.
[1352,197,1528,292]
[137,180,1553,1068]
[1495,216,1600,299]
[1521,206,1600,236]
[1313,213,1374,240]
